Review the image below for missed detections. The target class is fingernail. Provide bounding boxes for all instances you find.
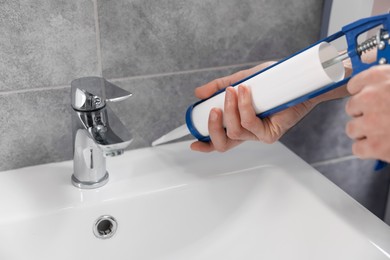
[225,87,232,102]
[210,109,218,121]
[238,85,246,101]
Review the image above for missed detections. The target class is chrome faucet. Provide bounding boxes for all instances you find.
[70,77,133,189]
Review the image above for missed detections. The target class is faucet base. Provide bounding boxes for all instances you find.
[71,172,109,189]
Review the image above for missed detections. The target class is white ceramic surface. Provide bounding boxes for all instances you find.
[0,141,389,259]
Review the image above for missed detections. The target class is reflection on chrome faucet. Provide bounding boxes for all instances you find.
[71,77,133,189]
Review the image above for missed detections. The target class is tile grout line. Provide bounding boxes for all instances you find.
[0,61,267,95]
[108,61,264,82]
[0,85,69,95]
[311,155,357,167]
[92,0,103,76]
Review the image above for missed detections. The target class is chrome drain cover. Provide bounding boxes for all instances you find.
[93,215,118,239]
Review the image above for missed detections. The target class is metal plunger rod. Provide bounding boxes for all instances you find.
[322,51,350,69]
[323,30,390,70]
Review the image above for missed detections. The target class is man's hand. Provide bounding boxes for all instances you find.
[346,65,390,162]
[191,62,349,153]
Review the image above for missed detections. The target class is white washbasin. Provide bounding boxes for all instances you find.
[0,141,389,259]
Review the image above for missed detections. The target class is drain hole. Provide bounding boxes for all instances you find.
[93,215,118,239]
[97,220,112,235]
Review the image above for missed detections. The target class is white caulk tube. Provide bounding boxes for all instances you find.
[152,42,345,146]
[185,42,345,142]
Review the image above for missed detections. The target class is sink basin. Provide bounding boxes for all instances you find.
[0,141,389,259]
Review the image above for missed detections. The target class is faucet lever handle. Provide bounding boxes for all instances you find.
[71,77,132,111]
[104,80,132,103]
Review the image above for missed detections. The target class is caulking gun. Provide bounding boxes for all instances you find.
[153,13,390,170]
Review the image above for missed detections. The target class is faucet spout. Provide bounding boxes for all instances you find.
[70,77,133,189]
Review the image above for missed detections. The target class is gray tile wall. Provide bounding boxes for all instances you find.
[0,1,100,91]
[1,0,388,218]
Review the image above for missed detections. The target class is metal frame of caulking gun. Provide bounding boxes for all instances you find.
[186,13,390,169]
